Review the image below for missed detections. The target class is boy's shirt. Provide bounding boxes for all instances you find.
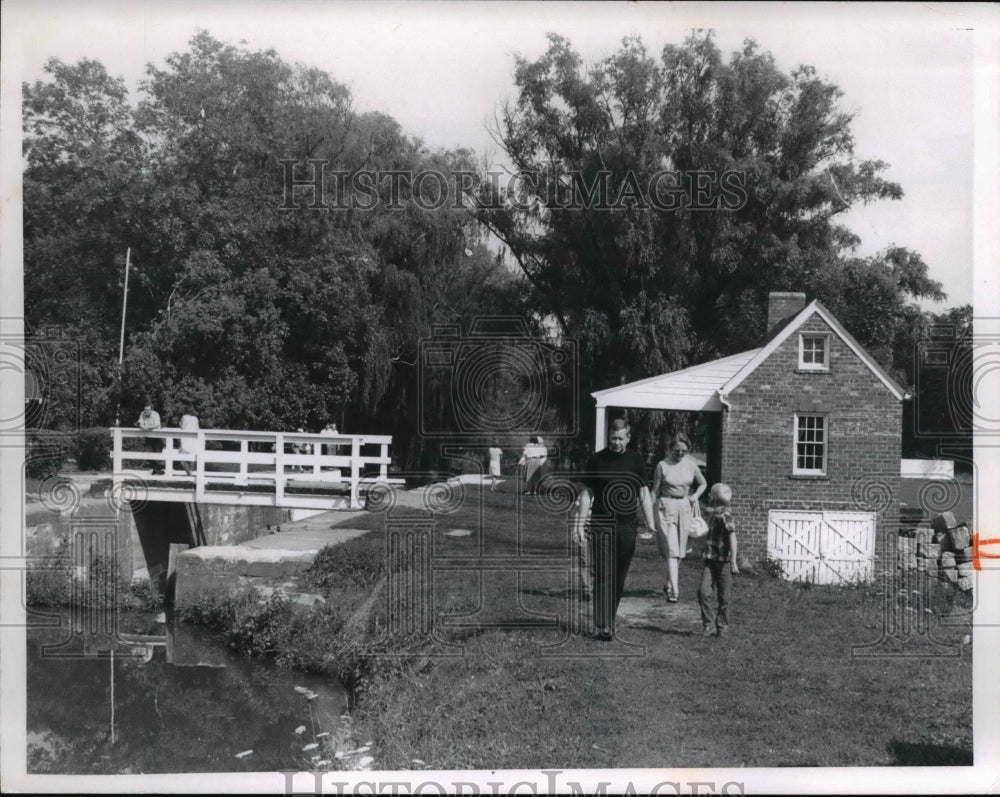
[704,511,735,562]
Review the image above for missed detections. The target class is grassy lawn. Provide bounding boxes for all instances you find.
[326,484,973,769]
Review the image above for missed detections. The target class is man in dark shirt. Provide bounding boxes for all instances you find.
[137,402,164,475]
[574,419,655,640]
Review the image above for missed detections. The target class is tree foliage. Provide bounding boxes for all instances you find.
[22,29,963,465]
[23,32,523,465]
[479,32,946,396]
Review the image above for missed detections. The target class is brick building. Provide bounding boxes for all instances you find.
[591,292,907,583]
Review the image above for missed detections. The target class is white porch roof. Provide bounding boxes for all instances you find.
[591,349,760,412]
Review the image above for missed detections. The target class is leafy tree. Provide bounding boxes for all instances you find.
[23,58,147,427]
[23,32,528,469]
[479,31,945,401]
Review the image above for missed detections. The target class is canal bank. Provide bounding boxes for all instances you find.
[23,472,481,774]
[24,476,397,774]
[26,607,357,774]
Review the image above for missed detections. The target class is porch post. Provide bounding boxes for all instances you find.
[594,402,608,452]
[705,411,723,486]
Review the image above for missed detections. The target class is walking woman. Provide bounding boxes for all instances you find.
[651,432,707,602]
[518,436,547,496]
[488,440,503,491]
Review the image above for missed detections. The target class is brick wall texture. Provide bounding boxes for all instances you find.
[721,314,902,562]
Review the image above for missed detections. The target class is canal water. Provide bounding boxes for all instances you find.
[26,608,349,774]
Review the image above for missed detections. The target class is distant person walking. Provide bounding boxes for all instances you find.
[651,432,707,603]
[488,442,503,492]
[519,436,547,496]
[574,419,656,640]
[137,401,163,474]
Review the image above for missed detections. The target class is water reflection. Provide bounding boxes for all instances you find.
[27,609,348,774]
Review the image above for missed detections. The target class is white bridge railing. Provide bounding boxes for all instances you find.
[112,427,403,509]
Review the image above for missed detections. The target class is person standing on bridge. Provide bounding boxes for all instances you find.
[137,401,164,475]
[320,422,339,457]
[178,408,200,477]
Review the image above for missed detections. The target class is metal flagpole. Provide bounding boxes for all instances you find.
[114,248,131,427]
[110,646,115,745]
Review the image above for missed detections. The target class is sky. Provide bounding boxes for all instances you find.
[3,0,996,310]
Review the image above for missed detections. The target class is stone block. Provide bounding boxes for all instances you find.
[957,562,975,578]
[954,547,973,565]
[897,536,915,554]
[918,542,941,560]
[915,528,933,546]
[174,545,316,607]
[948,524,971,551]
[931,512,958,535]
[940,551,956,569]
[941,567,958,583]
[957,575,974,592]
[933,530,952,553]
[924,559,939,578]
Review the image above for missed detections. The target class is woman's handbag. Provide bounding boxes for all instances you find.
[688,499,709,539]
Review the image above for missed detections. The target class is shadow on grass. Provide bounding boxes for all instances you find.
[888,739,972,766]
[624,622,696,637]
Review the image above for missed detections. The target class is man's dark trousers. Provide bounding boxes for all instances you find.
[590,518,637,635]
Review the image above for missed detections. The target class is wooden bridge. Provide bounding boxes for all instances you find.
[112,427,404,511]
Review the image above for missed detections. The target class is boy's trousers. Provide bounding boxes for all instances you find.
[697,560,732,629]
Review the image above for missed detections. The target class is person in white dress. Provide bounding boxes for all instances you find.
[651,432,707,602]
[488,442,503,491]
[518,436,547,495]
[177,410,200,477]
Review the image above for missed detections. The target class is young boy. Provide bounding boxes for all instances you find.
[697,482,739,638]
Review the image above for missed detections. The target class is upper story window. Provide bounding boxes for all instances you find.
[799,334,830,371]
[793,414,827,475]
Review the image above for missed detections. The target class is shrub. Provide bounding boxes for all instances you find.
[179,589,355,674]
[25,565,73,606]
[71,427,112,471]
[26,433,67,480]
[761,557,784,579]
[85,553,135,610]
[25,553,137,610]
[128,578,164,612]
[175,588,246,628]
[230,594,296,656]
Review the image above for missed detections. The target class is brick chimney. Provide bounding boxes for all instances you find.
[766,292,807,337]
